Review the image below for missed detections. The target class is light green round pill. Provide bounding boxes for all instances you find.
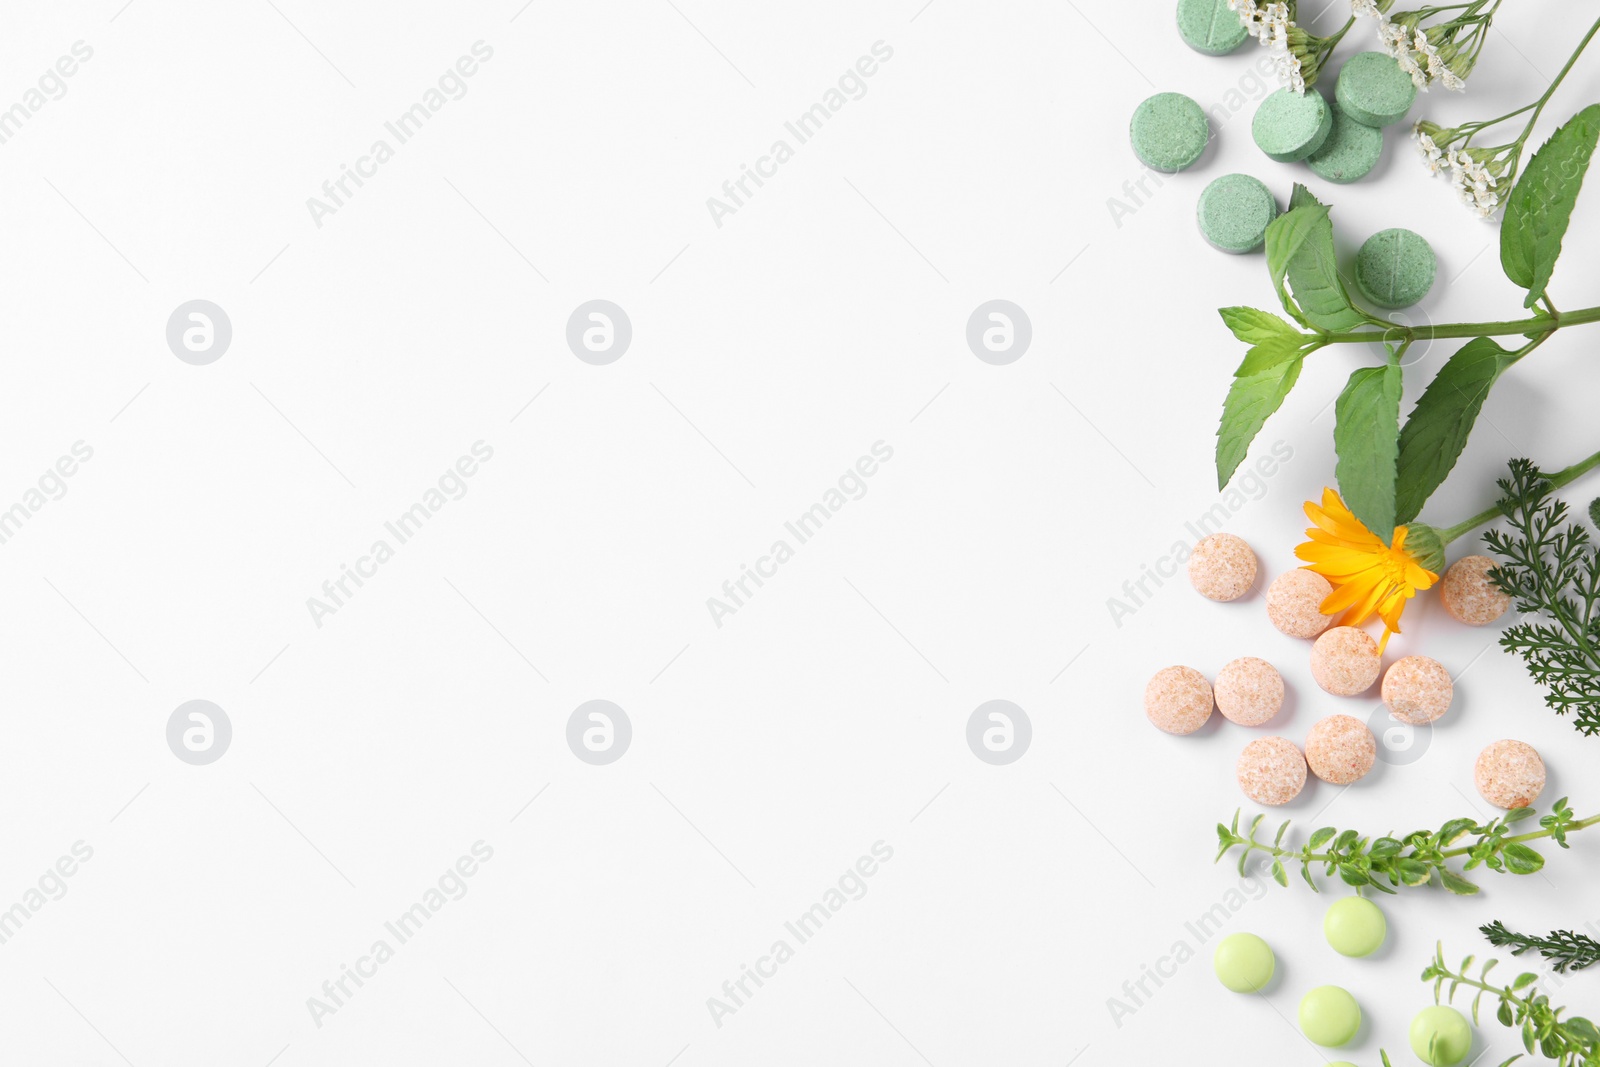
[1336,51,1418,127]
[1410,1005,1473,1066]
[1300,985,1361,1047]
[1131,92,1210,173]
[1197,173,1277,253]
[1307,101,1384,184]
[1324,896,1387,957]
[1252,88,1333,162]
[1356,227,1437,309]
[1213,932,1275,992]
[1176,0,1249,56]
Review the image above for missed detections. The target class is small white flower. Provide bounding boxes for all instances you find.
[1441,68,1465,91]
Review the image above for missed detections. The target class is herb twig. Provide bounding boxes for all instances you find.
[1483,921,1600,975]
[1214,798,1596,894]
[1422,943,1600,1066]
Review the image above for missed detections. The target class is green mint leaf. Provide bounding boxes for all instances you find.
[1394,338,1513,525]
[1273,191,1376,331]
[1218,307,1313,376]
[1216,356,1304,489]
[1334,362,1404,543]
[1501,103,1600,307]
[1264,205,1330,327]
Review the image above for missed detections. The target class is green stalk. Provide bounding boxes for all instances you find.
[1276,812,1600,868]
[1437,446,1600,545]
[1324,304,1600,345]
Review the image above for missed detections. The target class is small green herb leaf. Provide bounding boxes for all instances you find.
[1501,842,1544,875]
[1394,338,1513,525]
[1334,361,1404,542]
[1216,356,1305,489]
[1502,104,1600,307]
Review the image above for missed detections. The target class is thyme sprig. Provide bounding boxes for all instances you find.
[1422,944,1600,1066]
[1214,798,1596,894]
[1483,921,1600,975]
[1485,458,1600,736]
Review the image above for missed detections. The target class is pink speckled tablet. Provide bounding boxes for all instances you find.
[1236,736,1307,805]
[1475,739,1545,809]
[1310,626,1381,696]
[1189,533,1259,602]
[1214,657,1285,726]
[1381,655,1453,725]
[1305,714,1376,784]
[1440,555,1512,625]
[1267,569,1336,639]
[1145,665,1214,735]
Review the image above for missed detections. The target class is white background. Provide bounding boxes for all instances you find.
[2,1,1599,1064]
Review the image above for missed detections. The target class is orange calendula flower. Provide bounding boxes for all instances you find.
[1296,488,1441,651]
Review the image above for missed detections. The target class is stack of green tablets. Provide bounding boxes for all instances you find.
[1244,51,1418,183]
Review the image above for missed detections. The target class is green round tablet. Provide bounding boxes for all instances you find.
[1253,88,1333,162]
[1176,0,1249,56]
[1324,896,1387,957]
[1336,51,1418,127]
[1213,932,1275,992]
[1131,92,1210,173]
[1197,173,1277,254]
[1307,101,1384,184]
[1410,1005,1473,1066]
[1356,227,1437,309]
[1300,985,1361,1047]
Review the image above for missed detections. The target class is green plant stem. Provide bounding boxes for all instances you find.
[1437,447,1600,544]
[1256,812,1600,868]
[1520,14,1600,138]
[1325,304,1600,344]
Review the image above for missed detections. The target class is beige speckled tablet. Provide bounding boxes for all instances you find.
[1236,736,1307,805]
[1475,739,1545,809]
[1145,665,1214,735]
[1214,657,1285,726]
[1440,555,1512,625]
[1381,655,1453,725]
[1305,714,1376,784]
[1189,533,1258,602]
[1266,569,1336,639]
[1310,626,1382,696]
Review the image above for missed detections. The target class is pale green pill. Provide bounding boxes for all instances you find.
[1213,932,1275,992]
[1177,0,1249,55]
[1197,173,1277,253]
[1307,101,1384,184]
[1300,985,1361,1047]
[1336,51,1418,127]
[1324,896,1387,957]
[1253,88,1332,162]
[1356,228,1437,309]
[1411,1005,1473,1066]
[1131,92,1210,173]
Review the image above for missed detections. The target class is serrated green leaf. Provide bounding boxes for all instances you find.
[1216,355,1304,489]
[1394,338,1512,525]
[1334,361,1404,542]
[1502,104,1600,306]
[1220,306,1304,349]
[1282,200,1368,332]
[1264,204,1330,327]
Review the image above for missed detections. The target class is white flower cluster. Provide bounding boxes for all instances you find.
[1412,125,1501,217]
[1228,0,1305,92]
[1359,2,1467,91]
